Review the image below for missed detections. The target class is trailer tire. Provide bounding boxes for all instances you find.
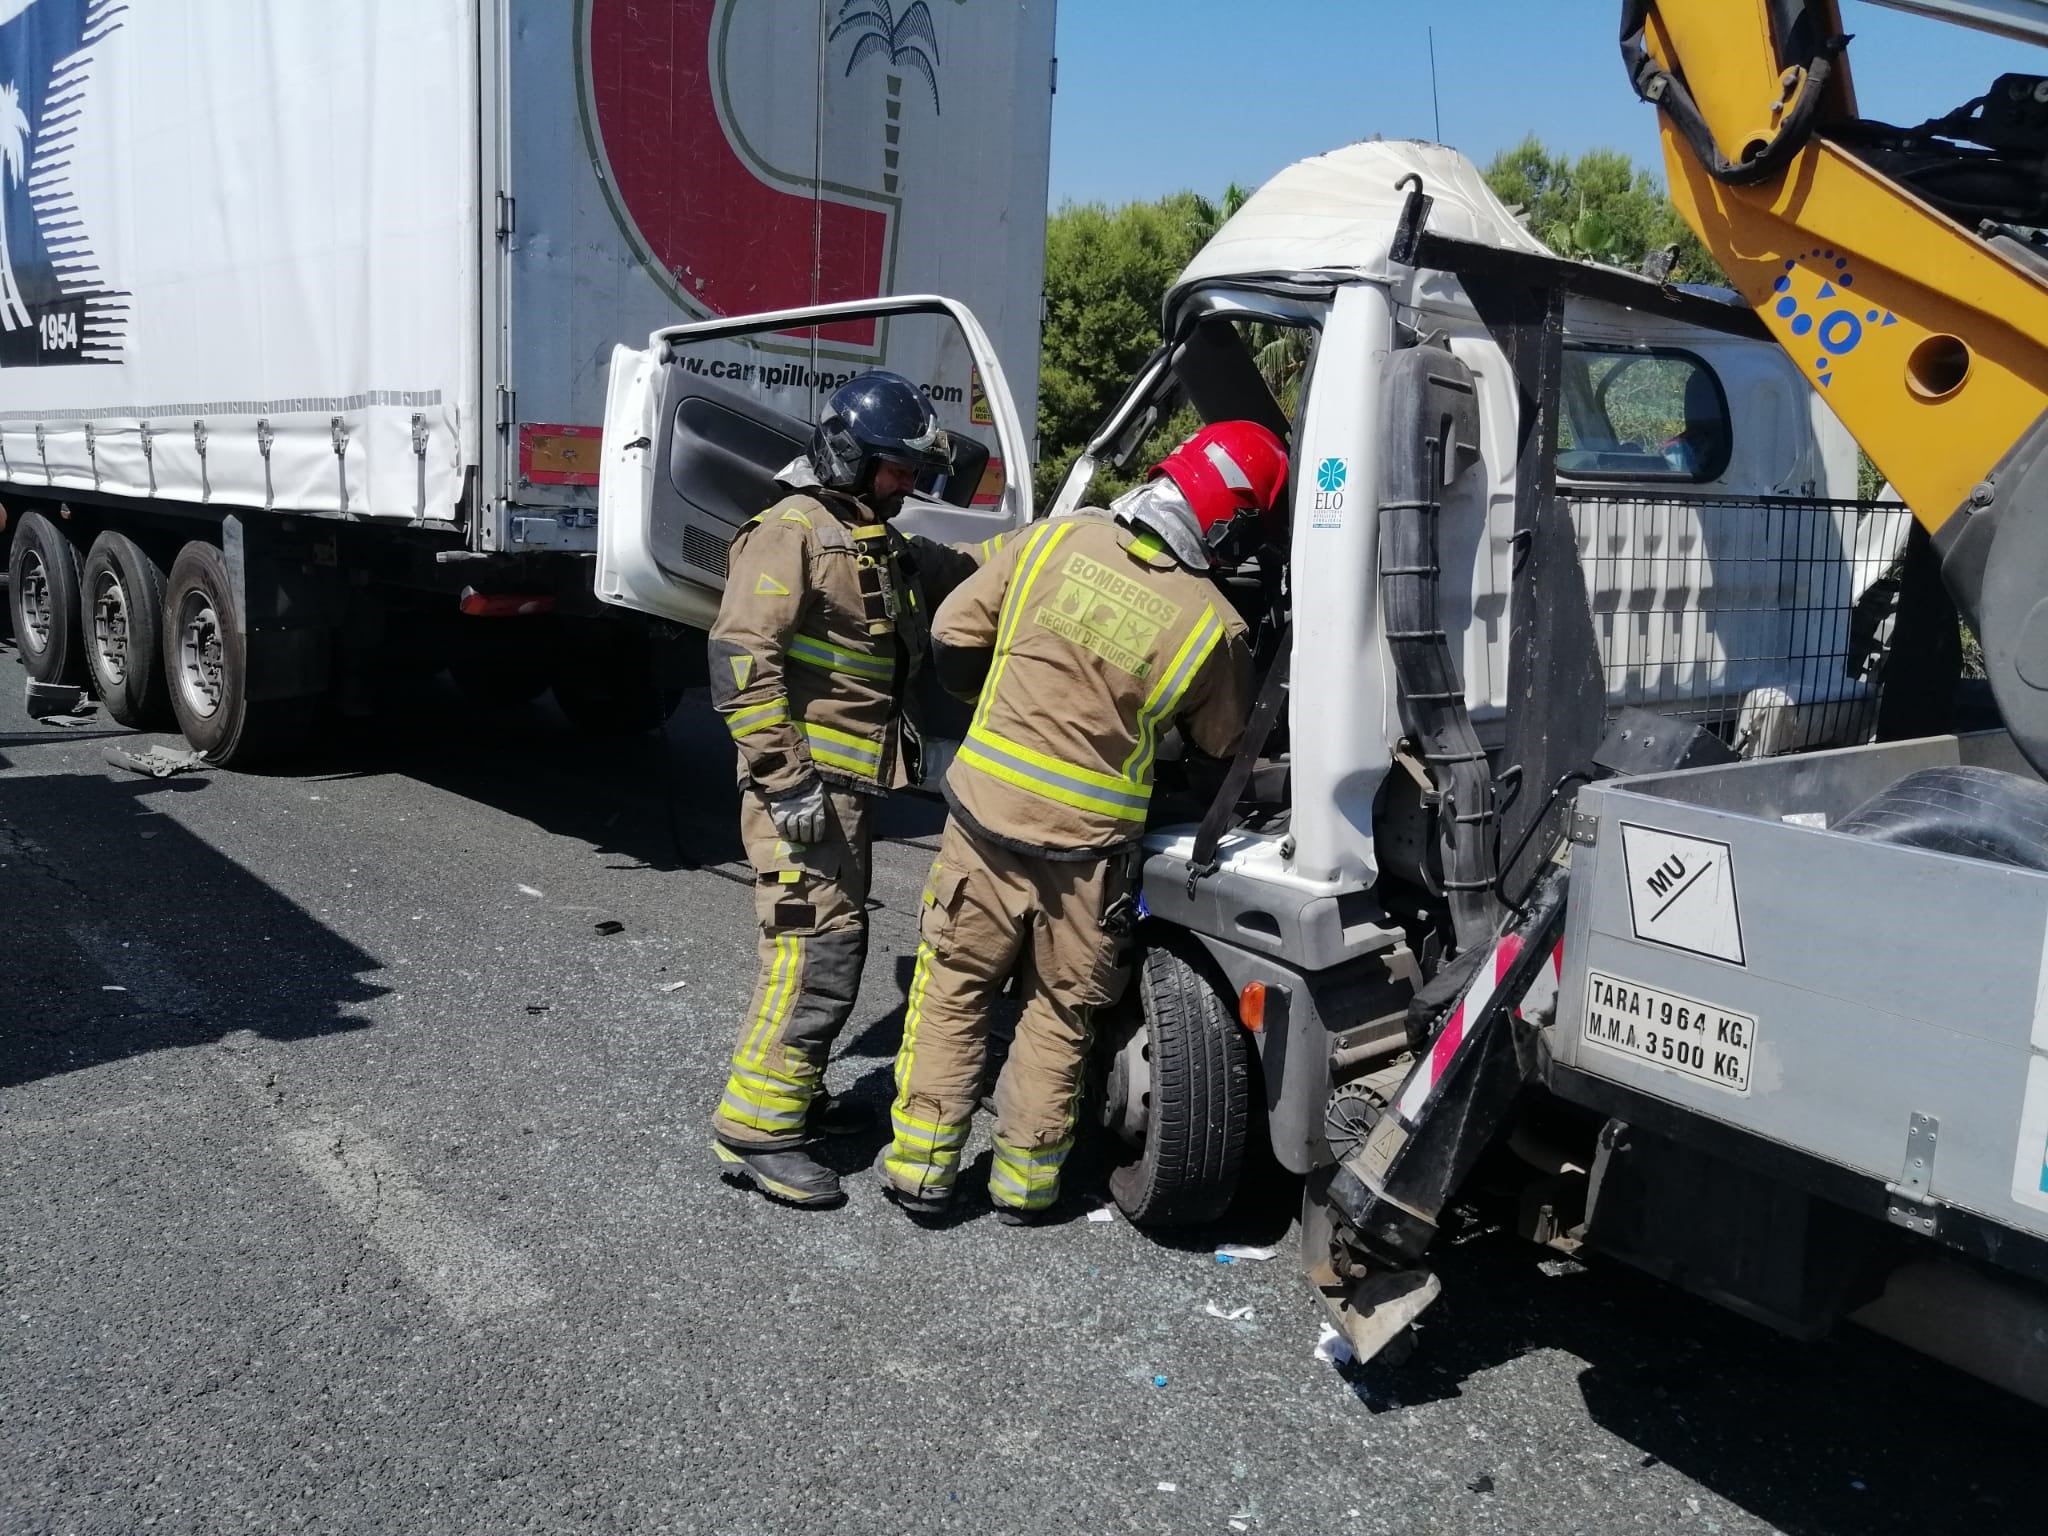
[163,540,312,765]
[81,532,172,729]
[8,510,85,686]
[550,624,683,736]
[450,654,551,709]
[1106,936,1250,1227]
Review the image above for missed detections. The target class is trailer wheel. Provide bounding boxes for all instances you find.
[8,510,85,686]
[163,540,312,765]
[449,654,551,709]
[81,532,172,729]
[550,623,682,736]
[1104,936,1250,1227]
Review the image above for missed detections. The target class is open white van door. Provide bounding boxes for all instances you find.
[594,295,1034,631]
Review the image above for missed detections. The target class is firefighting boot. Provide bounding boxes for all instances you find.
[808,1091,877,1139]
[993,1201,1057,1228]
[712,1140,846,1209]
[882,1184,956,1224]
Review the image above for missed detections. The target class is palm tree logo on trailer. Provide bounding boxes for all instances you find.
[0,0,129,368]
[831,1,943,195]
[0,79,28,331]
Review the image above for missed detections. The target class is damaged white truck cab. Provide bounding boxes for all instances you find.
[1065,143,1902,1224]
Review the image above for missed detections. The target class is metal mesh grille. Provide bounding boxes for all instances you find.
[681,523,730,578]
[1562,492,1916,755]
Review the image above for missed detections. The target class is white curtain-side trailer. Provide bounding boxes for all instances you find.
[0,0,1054,760]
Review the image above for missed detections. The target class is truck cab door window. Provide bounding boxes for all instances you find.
[1556,345,1732,483]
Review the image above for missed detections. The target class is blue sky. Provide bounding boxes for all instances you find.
[1048,1,2036,207]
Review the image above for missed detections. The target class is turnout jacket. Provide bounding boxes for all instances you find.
[932,511,1254,856]
[709,486,994,795]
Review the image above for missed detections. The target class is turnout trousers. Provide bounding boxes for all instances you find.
[884,816,1132,1213]
[710,782,874,1151]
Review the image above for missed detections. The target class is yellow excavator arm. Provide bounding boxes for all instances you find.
[1626,0,2048,767]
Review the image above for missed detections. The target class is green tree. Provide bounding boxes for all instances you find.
[1034,190,1228,502]
[1482,135,1722,281]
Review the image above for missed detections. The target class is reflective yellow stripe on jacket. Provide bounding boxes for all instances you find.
[798,719,882,780]
[959,724,1151,822]
[973,519,1074,735]
[1122,604,1224,782]
[787,632,894,682]
[726,698,789,740]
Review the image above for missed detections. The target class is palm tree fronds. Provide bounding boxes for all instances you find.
[843,30,893,77]
[895,1,940,65]
[829,7,895,43]
[895,43,939,113]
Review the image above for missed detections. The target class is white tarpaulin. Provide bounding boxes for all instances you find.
[0,0,476,522]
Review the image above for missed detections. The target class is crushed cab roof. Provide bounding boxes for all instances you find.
[1175,139,1551,295]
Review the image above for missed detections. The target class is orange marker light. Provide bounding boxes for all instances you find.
[1238,981,1267,1032]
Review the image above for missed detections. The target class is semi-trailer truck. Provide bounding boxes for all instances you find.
[0,0,1054,761]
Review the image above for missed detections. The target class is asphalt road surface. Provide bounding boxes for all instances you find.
[1,648,2039,1536]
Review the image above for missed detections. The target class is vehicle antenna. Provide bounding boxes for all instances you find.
[1428,26,1442,143]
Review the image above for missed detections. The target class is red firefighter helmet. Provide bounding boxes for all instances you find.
[1151,420,1290,557]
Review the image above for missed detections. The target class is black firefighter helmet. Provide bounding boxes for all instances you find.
[810,370,953,493]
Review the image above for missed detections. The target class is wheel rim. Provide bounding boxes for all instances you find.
[16,547,51,653]
[174,588,224,720]
[90,566,131,687]
[1101,1018,1153,1149]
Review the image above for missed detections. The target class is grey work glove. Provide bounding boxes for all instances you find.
[766,775,830,846]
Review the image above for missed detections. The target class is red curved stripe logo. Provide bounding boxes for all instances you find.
[585,0,891,347]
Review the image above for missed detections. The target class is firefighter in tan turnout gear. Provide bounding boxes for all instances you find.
[708,371,993,1209]
[882,421,1287,1222]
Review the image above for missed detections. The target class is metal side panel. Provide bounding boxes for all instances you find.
[502,0,1054,552]
[1552,739,2048,1246]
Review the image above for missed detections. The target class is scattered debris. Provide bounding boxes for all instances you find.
[1467,1474,1494,1494]
[1203,1302,1255,1321]
[1086,1206,1115,1223]
[1536,1256,1585,1277]
[1215,1243,1278,1264]
[594,920,625,936]
[25,680,95,723]
[518,884,543,899]
[102,743,206,778]
[1313,1322,1354,1366]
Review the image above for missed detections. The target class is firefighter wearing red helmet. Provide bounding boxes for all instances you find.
[880,420,1286,1222]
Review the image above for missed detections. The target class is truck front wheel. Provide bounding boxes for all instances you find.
[1104,936,1251,1227]
[81,532,171,729]
[163,540,312,765]
[8,510,85,686]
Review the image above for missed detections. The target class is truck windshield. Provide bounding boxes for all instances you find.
[1556,345,1731,483]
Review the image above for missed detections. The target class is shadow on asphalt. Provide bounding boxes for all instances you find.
[0,767,384,1089]
[293,675,948,880]
[1338,1217,2040,1536]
